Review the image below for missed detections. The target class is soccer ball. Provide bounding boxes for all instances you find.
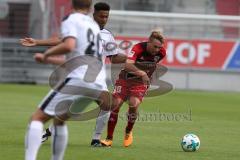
[181,133,200,152]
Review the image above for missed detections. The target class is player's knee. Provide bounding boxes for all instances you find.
[110,106,121,117]
[99,101,111,111]
[128,99,141,108]
[31,109,50,123]
[98,91,112,111]
[111,97,123,111]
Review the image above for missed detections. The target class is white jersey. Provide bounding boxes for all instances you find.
[100,29,118,57]
[38,13,122,116]
[61,13,105,84]
[39,13,121,116]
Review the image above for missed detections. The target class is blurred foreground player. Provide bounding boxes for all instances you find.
[24,0,109,160]
[20,2,126,147]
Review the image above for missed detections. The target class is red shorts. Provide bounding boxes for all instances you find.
[112,79,148,101]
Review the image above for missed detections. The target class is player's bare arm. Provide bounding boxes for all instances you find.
[34,53,66,65]
[125,59,150,85]
[20,37,65,64]
[20,37,61,47]
[109,54,127,64]
[42,37,76,62]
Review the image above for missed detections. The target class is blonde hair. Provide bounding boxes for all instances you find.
[149,31,164,44]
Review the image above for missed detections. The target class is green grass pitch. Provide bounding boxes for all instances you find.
[0,83,240,160]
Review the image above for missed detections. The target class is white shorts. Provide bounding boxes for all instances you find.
[38,78,108,116]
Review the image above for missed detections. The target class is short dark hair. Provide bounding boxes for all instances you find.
[72,0,92,10]
[94,2,110,11]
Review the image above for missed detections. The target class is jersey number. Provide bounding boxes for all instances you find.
[85,28,101,59]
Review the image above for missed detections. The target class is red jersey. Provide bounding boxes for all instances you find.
[119,42,166,80]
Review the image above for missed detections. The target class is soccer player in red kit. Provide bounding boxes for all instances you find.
[101,31,166,147]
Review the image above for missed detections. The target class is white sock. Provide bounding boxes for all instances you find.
[51,125,68,160]
[25,121,43,160]
[92,110,110,140]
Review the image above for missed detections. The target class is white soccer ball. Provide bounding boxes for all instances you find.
[181,133,200,152]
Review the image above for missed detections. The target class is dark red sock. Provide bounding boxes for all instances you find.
[126,108,138,133]
[107,108,120,139]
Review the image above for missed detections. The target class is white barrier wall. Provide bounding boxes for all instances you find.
[161,69,240,92]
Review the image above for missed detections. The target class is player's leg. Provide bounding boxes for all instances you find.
[51,118,68,160]
[25,109,51,160]
[42,96,91,144]
[25,77,70,160]
[41,78,72,143]
[123,96,142,147]
[100,97,124,146]
[91,91,112,146]
[126,96,141,133]
[107,97,124,139]
[100,79,126,146]
[123,82,148,147]
[31,77,73,160]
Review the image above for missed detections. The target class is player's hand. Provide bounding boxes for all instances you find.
[42,53,51,64]
[19,37,37,47]
[142,73,150,85]
[34,53,47,64]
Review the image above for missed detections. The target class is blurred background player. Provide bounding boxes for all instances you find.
[89,2,126,147]
[101,31,166,147]
[20,2,126,147]
[24,0,108,160]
